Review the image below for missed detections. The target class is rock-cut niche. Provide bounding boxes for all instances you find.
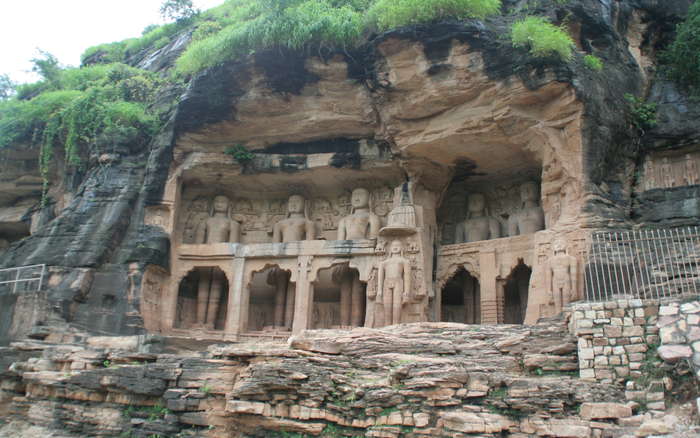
[441,268,481,324]
[503,261,531,325]
[175,267,229,330]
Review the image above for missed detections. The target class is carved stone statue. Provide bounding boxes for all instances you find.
[685,154,698,186]
[508,181,545,236]
[273,195,315,243]
[661,158,675,188]
[455,193,501,243]
[378,240,412,326]
[195,195,241,244]
[546,238,579,312]
[337,188,380,240]
[194,195,240,329]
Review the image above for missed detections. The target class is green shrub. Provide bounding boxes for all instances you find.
[663,2,700,93]
[176,0,365,74]
[81,42,127,65]
[511,16,574,60]
[367,0,501,31]
[624,93,657,131]
[583,54,603,71]
[192,20,224,41]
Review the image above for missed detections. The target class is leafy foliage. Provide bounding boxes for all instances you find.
[225,144,255,164]
[176,0,501,74]
[662,2,700,94]
[624,93,657,132]
[160,0,200,22]
[0,74,15,100]
[0,63,162,201]
[511,16,574,60]
[583,54,603,71]
[367,0,501,31]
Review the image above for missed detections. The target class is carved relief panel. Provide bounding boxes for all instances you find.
[179,187,396,244]
[438,178,544,244]
[641,150,700,191]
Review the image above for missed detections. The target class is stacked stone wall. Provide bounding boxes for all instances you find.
[572,299,660,383]
[657,300,700,379]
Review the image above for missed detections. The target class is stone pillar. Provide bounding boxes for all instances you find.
[479,249,499,324]
[225,257,246,337]
[292,256,314,335]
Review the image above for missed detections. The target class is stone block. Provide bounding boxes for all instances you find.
[623,317,634,326]
[622,326,644,337]
[633,318,646,325]
[585,311,597,319]
[614,366,629,377]
[609,356,622,366]
[680,301,700,314]
[613,309,626,317]
[610,318,623,326]
[625,344,647,354]
[579,402,632,420]
[644,306,658,317]
[646,401,665,410]
[645,335,659,345]
[690,328,700,342]
[579,348,594,360]
[634,308,645,318]
[595,369,614,380]
[658,345,692,362]
[594,319,610,325]
[635,419,670,437]
[687,314,700,325]
[646,391,664,401]
[604,302,618,310]
[657,315,680,327]
[625,390,645,401]
[604,326,622,337]
[593,337,609,346]
[594,356,608,367]
[414,413,430,428]
[612,346,626,355]
[577,319,594,329]
[580,369,595,379]
[659,305,679,316]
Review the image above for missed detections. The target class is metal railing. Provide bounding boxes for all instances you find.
[584,227,700,301]
[0,264,46,294]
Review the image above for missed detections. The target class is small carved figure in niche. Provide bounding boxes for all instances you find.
[508,181,545,236]
[314,199,337,231]
[643,159,655,190]
[455,193,501,243]
[378,240,412,326]
[337,188,380,240]
[267,268,294,329]
[546,238,579,313]
[195,195,241,244]
[273,195,316,243]
[332,265,364,328]
[685,154,698,186]
[182,197,209,243]
[661,158,675,188]
[193,196,240,329]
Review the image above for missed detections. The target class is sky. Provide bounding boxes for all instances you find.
[0,0,224,84]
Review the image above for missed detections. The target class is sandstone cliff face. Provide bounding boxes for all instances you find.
[0,0,696,349]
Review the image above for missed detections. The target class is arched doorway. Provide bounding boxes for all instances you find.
[175,267,228,330]
[247,266,293,332]
[441,268,480,324]
[313,265,365,329]
[503,262,531,324]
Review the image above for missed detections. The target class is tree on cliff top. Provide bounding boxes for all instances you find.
[160,0,200,22]
[664,1,700,94]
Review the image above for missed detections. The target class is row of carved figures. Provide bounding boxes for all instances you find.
[187,188,382,244]
[455,181,545,243]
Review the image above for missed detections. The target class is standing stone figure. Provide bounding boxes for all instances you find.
[546,238,579,313]
[194,195,241,329]
[685,154,698,186]
[272,195,316,243]
[378,240,412,326]
[455,193,501,243]
[337,188,381,240]
[508,181,545,236]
